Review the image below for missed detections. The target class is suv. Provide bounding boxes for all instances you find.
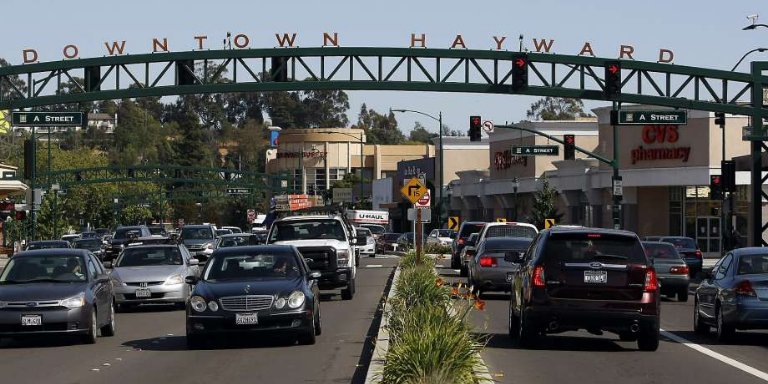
[104,225,151,262]
[451,221,486,269]
[508,226,660,351]
[267,215,364,300]
[180,225,217,262]
[476,221,538,242]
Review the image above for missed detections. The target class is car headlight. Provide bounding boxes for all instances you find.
[337,249,350,265]
[207,301,219,312]
[274,297,287,309]
[165,274,184,285]
[190,296,207,312]
[288,291,305,309]
[60,293,86,309]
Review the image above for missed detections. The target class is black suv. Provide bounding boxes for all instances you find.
[451,221,485,269]
[104,225,151,262]
[508,227,660,351]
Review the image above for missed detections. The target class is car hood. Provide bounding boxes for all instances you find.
[195,277,304,298]
[183,239,214,246]
[270,239,347,249]
[0,282,88,302]
[113,265,185,283]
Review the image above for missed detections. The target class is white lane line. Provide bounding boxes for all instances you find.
[661,329,768,382]
[366,265,383,268]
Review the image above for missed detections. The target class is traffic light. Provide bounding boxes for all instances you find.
[511,53,528,92]
[469,116,482,142]
[721,160,736,193]
[14,210,27,220]
[710,175,723,200]
[714,112,725,127]
[564,134,575,160]
[271,57,288,82]
[23,139,33,180]
[85,66,101,92]
[176,60,197,85]
[604,61,621,98]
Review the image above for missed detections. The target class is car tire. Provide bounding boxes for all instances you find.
[716,305,735,342]
[82,308,98,345]
[450,256,459,269]
[298,316,317,345]
[341,278,355,300]
[175,302,187,310]
[517,303,537,348]
[100,302,116,337]
[459,265,468,277]
[314,306,322,336]
[637,326,659,351]
[693,300,710,335]
[186,334,205,350]
[677,289,689,302]
[508,305,520,339]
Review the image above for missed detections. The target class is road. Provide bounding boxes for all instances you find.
[436,258,768,384]
[0,256,398,384]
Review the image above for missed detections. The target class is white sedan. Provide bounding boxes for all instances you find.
[426,229,454,246]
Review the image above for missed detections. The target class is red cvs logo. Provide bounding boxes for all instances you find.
[642,125,678,144]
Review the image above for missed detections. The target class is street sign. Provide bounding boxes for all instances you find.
[544,218,556,229]
[12,111,84,127]
[407,207,431,223]
[226,188,251,195]
[400,177,428,204]
[496,218,507,223]
[247,209,256,223]
[482,120,494,133]
[447,216,460,230]
[415,189,431,208]
[512,145,559,156]
[618,110,687,125]
[612,176,623,196]
[332,187,353,203]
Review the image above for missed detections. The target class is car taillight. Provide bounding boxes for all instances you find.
[532,265,545,287]
[458,238,465,245]
[695,250,702,259]
[479,256,497,267]
[669,266,690,275]
[734,280,757,297]
[643,268,659,291]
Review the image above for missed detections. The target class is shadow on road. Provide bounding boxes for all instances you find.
[117,303,183,313]
[122,334,299,351]
[0,335,83,349]
[479,332,633,352]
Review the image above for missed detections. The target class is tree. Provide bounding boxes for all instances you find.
[528,179,564,230]
[526,97,592,121]
[352,104,404,145]
[408,122,435,143]
[0,58,26,101]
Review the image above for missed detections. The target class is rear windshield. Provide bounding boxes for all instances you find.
[642,243,681,259]
[181,227,214,240]
[74,239,103,251]
[458,224,484,238]
[737,254,768,275]
[660,238,696,249]
[115,228,142,239]
[541,234,647,264]
[384,233,402,241]
[363,225,386,235]
[486,225,537,239]
[485,239,531,252]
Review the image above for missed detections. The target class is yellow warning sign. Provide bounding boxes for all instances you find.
[400,177,428,204]
[544,218,556,229]
[448,216,460,231]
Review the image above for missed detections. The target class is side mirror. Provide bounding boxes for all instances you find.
[185,275,199,285]
[504,251,524,264]
[309,271,321,279]
[188,259,199,266]
[355,234,367,246]
[103,261,112,269]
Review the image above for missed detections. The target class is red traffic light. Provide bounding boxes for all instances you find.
[14,211,26,220]
[471,116,481,126]
[514,58,526,68]
[566,136,574,145]
[711,175,721,185]
[608,65,619,74]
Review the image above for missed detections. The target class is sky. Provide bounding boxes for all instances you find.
[2,0,766,133]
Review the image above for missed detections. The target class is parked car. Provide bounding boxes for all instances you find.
[427,229,454,246]
[458,233,480,277]
[642,241,690,301]
[377,233,402,254]
[216,233,263,248]
[180,225,217,262]
[104,226,152,263]
[468,237,532,295]
[73,238,106,261]
[509,227,660,351]
[694,248,768,341]
[356,228,376,257]
[108,244,200,310]
[659,236,702,275]
[0,249,116,344]
[451,221,485,269]
[24,240,71,251]
[397,232,415,252]
[185,245,322,348]
[221,226,243,234]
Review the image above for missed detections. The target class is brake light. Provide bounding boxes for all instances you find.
[734,280,757,297]
[669,266,690,275]
[643,268,659,291]
[479,256,497,267]
[458,238,465,245]
[532,265,545,287]
[695,250,703,259]
[587,233,601,238]
[506,222,517,226]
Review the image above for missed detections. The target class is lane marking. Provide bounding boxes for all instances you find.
[661,329,768,382]
[366,265,383,268]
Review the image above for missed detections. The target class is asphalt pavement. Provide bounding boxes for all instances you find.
[436,258,768,384]
[0,256,398,384]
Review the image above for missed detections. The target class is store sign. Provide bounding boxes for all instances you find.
[276,150,327,159]
[630,125,691,164]
[494,150,528,170]
[332,188,353,203]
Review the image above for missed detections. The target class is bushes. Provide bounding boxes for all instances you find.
[423,243,452,256]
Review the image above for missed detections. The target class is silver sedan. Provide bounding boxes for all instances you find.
[467,237,532,296]
[108,245,200,310]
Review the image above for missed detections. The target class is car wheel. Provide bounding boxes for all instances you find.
[716,305,735,342]
[677,289,688,302]
[314,305,322,336]
[298,315,317,345]
[175,302,187,310]
[508,304,520,339]
[459,265,468,277]
[450,256,459,269]
[186,334,205,350]
[100,301,116,337]
[82,308,98,344]
[341,278,355,300]
[637,326,660,351]
[517,303,536,348]
[693,300,710,335]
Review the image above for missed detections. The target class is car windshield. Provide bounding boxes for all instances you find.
[542,233,647,264]
[225,227,242,233]
[26,242,68,250]
[459,224,484,238]
[486,225,537,239]
[435,230,453,237]
[181,227,214,240]
[384,233,402,241]
[80,232,98,238]
[148,227,165,235]
[737,254,768,275]
[269,219,346,242]
[362,225,386,235]
[216,229,232,236]
[74,239,102,251]
[116,247,183,267]
[205,251,300,280]
[660,237,696,249]
[218,236,254,248]
[0,255,87,283]
[114,228,142,239]
[358,228,372,237]
[642,243,681,259]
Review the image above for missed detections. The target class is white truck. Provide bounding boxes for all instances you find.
[266,214,365,300]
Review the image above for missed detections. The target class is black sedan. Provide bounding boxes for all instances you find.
[185,245,321,349]
[0,249,115,344]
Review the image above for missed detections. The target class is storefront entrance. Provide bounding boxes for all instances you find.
[695,216,721,256]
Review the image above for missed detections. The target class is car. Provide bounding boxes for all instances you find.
[215,229,233,237]
[104,226,152,262]
[475,221,538,243]
[468,237,532,295]
[180,225,217,262]
[356,228,376,257]
[659,236,702,275]
[451,221,486,269]
[266,215,364,300]
[24,240,71,251]
[216,233,263,248]
[73,238,106,261]
[252,230,268,244]
[644,236,663,242]
[508,227,660,351]
[642,241,690,301]
[108,244,200,310]
[80,232,99,239]
[377,232,402,254]
[61,234,81,244]
[694,248,768,341]
[427,229,454,246]
[221,226,243,234]
[359,224,386,240]
[458,233,480,277]
[0,249,116,344]
[184,245,322,348]
[95,228,111,238]
[397,232,415,252]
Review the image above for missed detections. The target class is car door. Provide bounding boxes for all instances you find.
[697,257,722,318]
[87,255,108,326]
[512,233,542,315]
[712,253,735,313]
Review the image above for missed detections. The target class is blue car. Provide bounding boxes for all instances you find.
[694,248,768,341]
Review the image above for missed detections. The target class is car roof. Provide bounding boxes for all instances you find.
[733,247,768,256]
[74,238,100,242]
[182,225,213,228]
[642,241,676,246]
[546,226,638,237]
[658,236,693,240]
[277,215,342,221]
[15,249,88,257]
[30,240,70,244]
[219,233,254,238]
[123,244,178,249]
[212,245,295,254]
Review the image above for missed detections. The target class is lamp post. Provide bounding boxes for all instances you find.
[512,177,520,221]
[731,48,768,71]
[391,108,444,228]
[315,131,365,205]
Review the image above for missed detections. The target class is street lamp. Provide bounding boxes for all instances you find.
[314,131,365,205]
[742,14,767,30]
[512,177,520,221]
[731,48,768,71]
[390,108,444,228]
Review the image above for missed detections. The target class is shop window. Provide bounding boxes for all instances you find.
[669,187,682,236]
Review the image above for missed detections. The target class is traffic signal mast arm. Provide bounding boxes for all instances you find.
[494,124,615,167]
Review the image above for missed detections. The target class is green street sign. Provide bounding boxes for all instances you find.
[12,111,84,127]
[512,145,559,156]
[226,188,251,195]
[618,110,687,125]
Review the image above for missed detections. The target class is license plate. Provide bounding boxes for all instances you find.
[135,288,151,298]
[21,315,41,326]
[506,273,514,282]
[235,313,258,325]
[584,270,608,284]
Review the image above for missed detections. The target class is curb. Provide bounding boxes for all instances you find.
[364,265,401,384]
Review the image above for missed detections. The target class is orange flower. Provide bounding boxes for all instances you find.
[435,278,444,287]
[474,299,486,311]
[452,287,459,296]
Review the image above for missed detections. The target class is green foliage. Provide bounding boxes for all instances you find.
[424,243,452,255]
[353,104,404,145]
[408,122,436,144]
[526,97,592,121]
[529,179,564,230]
